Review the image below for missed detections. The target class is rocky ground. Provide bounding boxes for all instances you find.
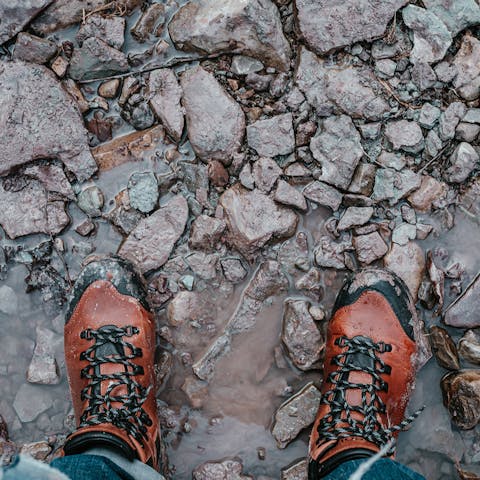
[1,0,480,478]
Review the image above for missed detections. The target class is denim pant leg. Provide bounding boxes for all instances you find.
[323,458,426,480]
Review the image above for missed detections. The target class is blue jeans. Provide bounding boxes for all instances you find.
[1,454,425,480]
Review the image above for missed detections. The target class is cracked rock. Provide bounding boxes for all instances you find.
[189,215,226,251]
[148,69,184,142]
[69,37,129,81]
[272,382,321,448]
[372,168,421,205]
[13,32,57,64]
[220,185,298,257]
[181,67,245,163]
[383,241,425,301]
[76,14,125,49]
[247,114,295,158]
[402,5,452,64]
[295,0,408,55]
[0,0,52,44]
[314,236,351,269]
[385,120,424,154]
[310,115,363,189]
[169,0,291,71]
[303,181,343,211]
[445,142,479,184]
[0,61,97,181]
[353,232,388,265]
[296,47,389,120]
[193,458,252,480]
[444,274,480,328]
[338,207,374,231]
[442,370,480,429]
[119,195,188,273]
[282,299,324,371]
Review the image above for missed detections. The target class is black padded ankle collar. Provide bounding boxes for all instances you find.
[63,431,137,461]
[309,448,376,479]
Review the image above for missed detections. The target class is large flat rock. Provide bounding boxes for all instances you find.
[0,0,52,44]
[295,0,408,55]
[169,0,291,71]
[0,61,97,181]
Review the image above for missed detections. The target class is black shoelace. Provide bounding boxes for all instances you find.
[79,325,152,444]
[316,335,423,453]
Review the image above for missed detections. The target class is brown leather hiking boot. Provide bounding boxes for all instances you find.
[309,269,422,479]
[62,257,160,470]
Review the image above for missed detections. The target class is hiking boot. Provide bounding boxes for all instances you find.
[309,268,422,479]
[62,257,160,469]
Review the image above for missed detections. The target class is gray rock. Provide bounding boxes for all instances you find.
[353,232,388,265]
[310,115,363,189]
[148,69,184,142]
[0,177,69,239]
[348,163,376,196]
[131,3,165,42]
[456,122,480,142]
[274,180,307,212]
[77,186,104,217]
[272,382,321,448]
[444,274,480,328]
[392,223,417,245]
[108,190,144,236]
[193,458,252,480]
[76,14,125,49]
[26,327,60,385]
[239,163,254,190]
[384,241,425,301]
[247,113,295,157]
[445,142,479,183]
[425,130,443,158]
[372,168,421,205]
[375,59,396,78]
[439,102,468,141]
[411,62,437,91]
[0,62,97,181]
[358,123,381,140]
[69,37,129,81]
[278,232,310,275]
[220,258,247,284]
[31,0,140,34]
[385,120,424,153]
[296,47,389,120]
[0,0,52,44]
[13,383,54,422]
[168,0,291,71]
[189,215,226,251]
[220,185,298,257]
[122,95,155,131]
[295,0,408,55]
[419,103,441,129]
[453,34,480,101]
[314,236,351,269]
[127,172,158,213]
[231,55,264,75]
[441,370,480,429]
[338,207,374,231]
[303,181,343,211]
[0,286,18,315]
[185,252,218,280]
[376,151,406,171]
[181,67,245,162]
[252,157,282,193]
[119,195,189,273]
[282,299,324,371]
[463,109,480,124]
[13,32,57,64]
[402,5,452,64]
[423,0,480,36]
